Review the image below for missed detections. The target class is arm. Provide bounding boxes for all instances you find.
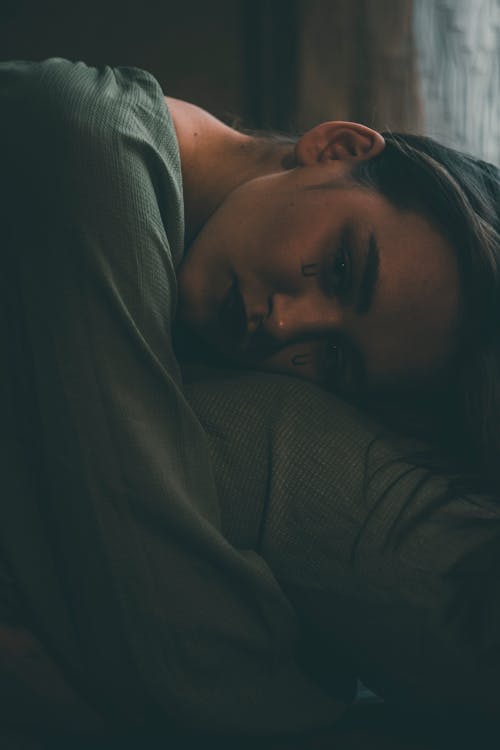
[184,369,500,716]
[0,58,345,733]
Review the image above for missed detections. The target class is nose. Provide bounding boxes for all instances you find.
[264,290,344,342]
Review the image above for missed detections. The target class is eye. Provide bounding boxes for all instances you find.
[323,241,352,298]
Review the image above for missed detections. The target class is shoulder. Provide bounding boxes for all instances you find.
[1,58,168,145]
[1,58,162,115]
[1,58,184,265]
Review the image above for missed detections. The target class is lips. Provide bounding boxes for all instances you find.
[218,273,247,345]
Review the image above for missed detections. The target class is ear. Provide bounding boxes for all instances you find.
[294,121,385,166]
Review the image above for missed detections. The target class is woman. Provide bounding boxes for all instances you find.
[0,56,499,741]
[171,94,500,489]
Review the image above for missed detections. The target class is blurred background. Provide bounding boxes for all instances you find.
[1,0,499,164]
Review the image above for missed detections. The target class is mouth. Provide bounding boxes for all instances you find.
[218,273,248,346]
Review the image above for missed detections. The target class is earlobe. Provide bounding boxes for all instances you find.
[295,121,385,166]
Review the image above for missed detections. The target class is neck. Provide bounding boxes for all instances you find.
[165,97,293,247]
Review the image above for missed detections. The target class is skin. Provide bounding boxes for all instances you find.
[167,97,461,400]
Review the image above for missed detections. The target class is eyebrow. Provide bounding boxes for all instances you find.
[356,231,379,315]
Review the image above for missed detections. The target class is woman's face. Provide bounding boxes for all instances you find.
[177,159,460,399]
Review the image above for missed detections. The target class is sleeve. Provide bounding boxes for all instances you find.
[183,369,500,718]
[0,58,346,734]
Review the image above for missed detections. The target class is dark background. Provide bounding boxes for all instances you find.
[0,0,420,133]
[2,1,498,159]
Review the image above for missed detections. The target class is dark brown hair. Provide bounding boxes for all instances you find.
[349,134,500,490]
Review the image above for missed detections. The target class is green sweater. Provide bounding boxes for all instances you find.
[0,58,347,734]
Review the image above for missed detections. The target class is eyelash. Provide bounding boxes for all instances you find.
[300,239,352,295]
[299,238,353,387]
[323,241,351,298]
